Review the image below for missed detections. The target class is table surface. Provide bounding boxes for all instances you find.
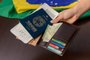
[0,16,90,60]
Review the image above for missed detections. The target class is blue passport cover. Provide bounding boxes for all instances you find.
[20,9,52,38]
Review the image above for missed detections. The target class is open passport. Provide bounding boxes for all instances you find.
[10,3,78,56]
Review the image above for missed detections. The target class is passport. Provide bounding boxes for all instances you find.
[20,8,52,38]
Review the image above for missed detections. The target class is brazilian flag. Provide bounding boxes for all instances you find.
[0,0,90,19]
[13,0,78,13]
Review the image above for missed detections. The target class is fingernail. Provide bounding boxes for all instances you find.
[50,20,53,23]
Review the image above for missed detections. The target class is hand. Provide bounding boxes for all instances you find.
[51,0,90,24]
[51,8,78,24]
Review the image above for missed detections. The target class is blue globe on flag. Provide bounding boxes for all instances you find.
[26,0,77,6]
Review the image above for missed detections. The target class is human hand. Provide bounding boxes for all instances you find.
[51,8,78,24]
[51,0,90,24]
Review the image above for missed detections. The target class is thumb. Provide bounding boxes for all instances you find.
[51,12,63,24]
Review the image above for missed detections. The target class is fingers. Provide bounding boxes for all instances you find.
[51,9,75,24]
[51,13,78,24]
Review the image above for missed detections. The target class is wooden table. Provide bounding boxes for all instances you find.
[0,16,90,60]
